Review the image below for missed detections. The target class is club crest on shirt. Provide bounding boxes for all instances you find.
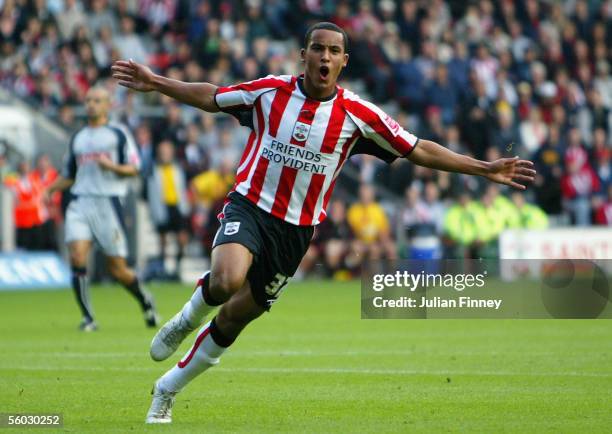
[292,121,311,142]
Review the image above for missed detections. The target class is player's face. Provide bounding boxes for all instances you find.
[85,89,110,120]
[302,29,348,98]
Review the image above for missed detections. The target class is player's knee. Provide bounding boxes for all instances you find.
[69,251,86,267]
[209,269,245,300]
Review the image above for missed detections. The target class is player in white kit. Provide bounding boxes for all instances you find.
[112,22,535,423]
[47,87,159,331]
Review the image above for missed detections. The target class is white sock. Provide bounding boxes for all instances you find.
[182,271,219,327]
[158,321,227,392]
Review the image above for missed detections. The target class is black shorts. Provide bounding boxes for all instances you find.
[213,192,314,310]
[157,205,189,234]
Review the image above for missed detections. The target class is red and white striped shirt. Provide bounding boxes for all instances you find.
[215,75,419,226]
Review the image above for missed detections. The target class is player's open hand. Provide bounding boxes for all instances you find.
[96,154,115,171]
[111,59,156,92]
[485,157,536,190]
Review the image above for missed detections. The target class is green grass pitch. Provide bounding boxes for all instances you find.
[1,280,612,433]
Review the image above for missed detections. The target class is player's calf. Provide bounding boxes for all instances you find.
[107,256,160,327]
[213,284,265,340]
[71,266,96,329]
[150,271,222,361]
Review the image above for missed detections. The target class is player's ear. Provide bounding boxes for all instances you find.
[342,53,349,67]
[300,48,305,62]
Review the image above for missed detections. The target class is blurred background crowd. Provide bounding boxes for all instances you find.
[0,0,610,279]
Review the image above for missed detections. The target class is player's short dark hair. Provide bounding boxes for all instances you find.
[304,22,349,53]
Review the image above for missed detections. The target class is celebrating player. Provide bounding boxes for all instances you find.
[47,86,159,332]
[112,22,535,424]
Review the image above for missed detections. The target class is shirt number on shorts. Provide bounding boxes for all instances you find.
[265,273,289,297]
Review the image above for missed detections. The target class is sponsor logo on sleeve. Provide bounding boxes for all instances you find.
[224,222,241,235]
[381,113,400,136]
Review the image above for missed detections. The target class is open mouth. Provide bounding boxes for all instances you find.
[319,65,329,80]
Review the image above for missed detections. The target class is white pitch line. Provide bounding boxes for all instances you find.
[1,364,612,378]
[20,349,575,358]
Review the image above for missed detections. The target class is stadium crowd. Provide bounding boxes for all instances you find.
[0,0,611,277]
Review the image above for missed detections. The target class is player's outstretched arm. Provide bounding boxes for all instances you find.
[407,139,536,190]
[111,60,219,112]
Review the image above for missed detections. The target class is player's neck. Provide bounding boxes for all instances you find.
[300,76,337,101]
[88,117,108,128]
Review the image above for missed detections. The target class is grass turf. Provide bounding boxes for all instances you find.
[1,280,611,433]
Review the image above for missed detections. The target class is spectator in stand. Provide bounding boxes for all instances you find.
[419,106,445,144]
[443,192,478,259]
[508,192,548,230]
[156,101,187,154]
[190,157,235,256]
[519,107,548,156]
[32,153,60,251]
[470,189,507,258]
[461,77,493,159]
[136,123,155,180]
[191,158,235,215]
[138,0,177,37]
[347,184,396,264]
[447,41,470,95]
[0,144,14,182]
[397,182,444,257]
[87,0,118,37]
[415,39,436,84]
[561,137,600,226]
[471,43,499,98]
[147,140,190,280]
[490,104,520,154]
[183,123,207,180]
[330,1,352,35]
[207,128,240,169]
[468,187,508,258]
[421,182,445,233]
[592,128,611,192]
[399,184,423,241]
[532,125,564,215]
[594,185,612,226]
[361,22,391,102]
[397,0,420,52]
[3,159,47,251]
[484,182,515,225]
[582,89,610,142]
[301,199,353,279]
[594,61,611,108]
[515,81,534,121]
[55,0,87,40]
[425,63,458,125]
[392,42,425,114]
[113,15,148,65]
[92,25,115,69]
